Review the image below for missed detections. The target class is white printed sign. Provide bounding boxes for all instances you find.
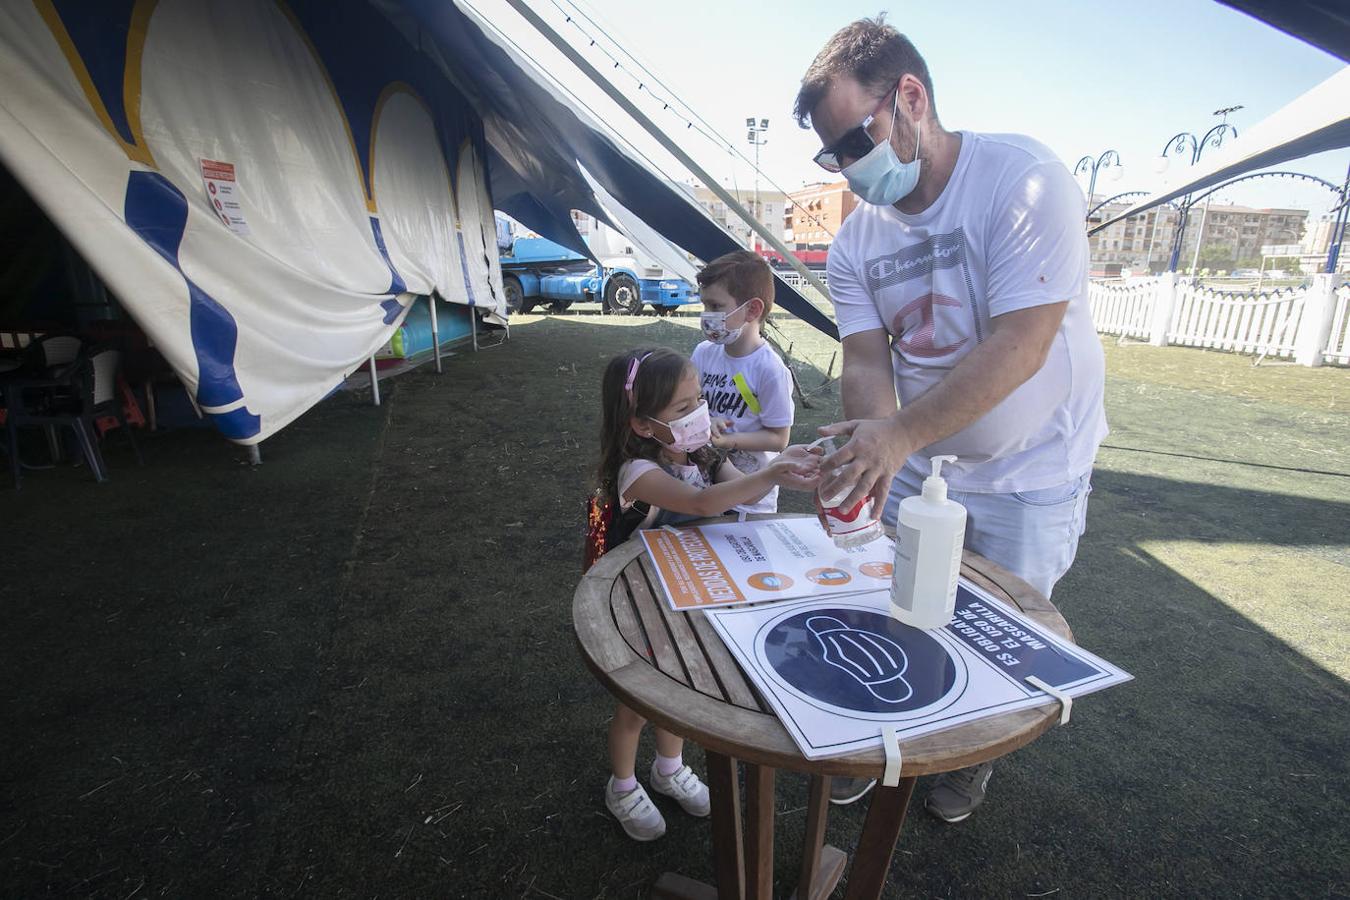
[640,517,895,610]
[200,158,251,235]
[706,582,1132,759]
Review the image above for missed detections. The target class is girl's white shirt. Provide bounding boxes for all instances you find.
[617,457,712,530]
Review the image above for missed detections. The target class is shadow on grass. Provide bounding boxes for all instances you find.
[0,315,1345,898]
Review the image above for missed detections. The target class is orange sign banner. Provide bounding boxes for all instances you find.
[644,527,747,610]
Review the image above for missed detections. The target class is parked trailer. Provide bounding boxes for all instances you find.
[499,235,697,316]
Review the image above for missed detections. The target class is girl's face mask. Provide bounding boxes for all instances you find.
[700,301,751,345]
[649,400,711,453]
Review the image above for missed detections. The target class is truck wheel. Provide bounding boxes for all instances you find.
[503,276,532,314]
[603,274,642,315]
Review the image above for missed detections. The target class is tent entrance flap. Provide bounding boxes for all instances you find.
[0,0,506,444]
[393,0,838,340]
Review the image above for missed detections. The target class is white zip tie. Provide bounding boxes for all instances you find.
[881,726,902,787]
[737,511,748,522]
[1026,676,1073,725]
[661,525,682,537]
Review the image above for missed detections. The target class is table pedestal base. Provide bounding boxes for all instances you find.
[788,845,847,900]
[652,872,718,900]
[653,846,845,900]
[652,756,911,900]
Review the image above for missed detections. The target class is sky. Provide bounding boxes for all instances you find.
[464,0,1348,225]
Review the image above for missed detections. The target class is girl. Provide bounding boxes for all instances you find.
[594,347,817,840]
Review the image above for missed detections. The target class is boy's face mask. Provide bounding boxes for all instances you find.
[650,400,711,453]
[700,300,753,345]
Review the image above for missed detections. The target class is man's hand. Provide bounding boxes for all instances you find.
[816,417,916,511]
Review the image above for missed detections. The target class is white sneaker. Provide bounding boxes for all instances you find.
[604,777,666,841]
[648,761,711,817]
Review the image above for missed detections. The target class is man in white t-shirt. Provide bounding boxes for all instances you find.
[793,16,1107,820]
[692,250,796,514]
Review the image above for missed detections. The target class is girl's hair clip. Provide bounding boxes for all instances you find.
[624,352,652,406]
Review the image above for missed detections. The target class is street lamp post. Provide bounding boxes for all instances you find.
[746,117,769,252]
[1075,150,1122,271]
[1159,106,1242,273]
[1074,149,1123,220]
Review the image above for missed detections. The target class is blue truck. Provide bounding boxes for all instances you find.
[498,219,698,315]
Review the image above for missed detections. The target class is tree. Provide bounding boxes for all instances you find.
[1197,244,1236,271]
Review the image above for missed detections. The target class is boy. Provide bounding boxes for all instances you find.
[692,250,795,514]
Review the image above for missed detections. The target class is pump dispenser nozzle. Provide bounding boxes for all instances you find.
[922,455,958,503]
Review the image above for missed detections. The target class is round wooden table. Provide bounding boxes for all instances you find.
[573,514,1075,900]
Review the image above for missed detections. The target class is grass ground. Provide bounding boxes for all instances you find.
[2,311,1347,898]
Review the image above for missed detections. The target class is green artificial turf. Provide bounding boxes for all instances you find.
[2,313,1345,897]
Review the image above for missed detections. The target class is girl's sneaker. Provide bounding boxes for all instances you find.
[648,761,711,817]
[604,777,666,841]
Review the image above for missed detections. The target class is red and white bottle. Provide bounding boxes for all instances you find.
[814,438,883,549]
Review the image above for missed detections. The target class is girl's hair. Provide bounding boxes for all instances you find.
[596,347,717,500]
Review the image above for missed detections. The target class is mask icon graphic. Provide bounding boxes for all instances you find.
[805,616,913,704]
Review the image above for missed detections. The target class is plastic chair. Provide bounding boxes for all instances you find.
[13,334,84,428]
[5,345,142,488]
[23,334,83,368]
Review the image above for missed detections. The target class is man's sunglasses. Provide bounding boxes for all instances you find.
[812,90,897,173]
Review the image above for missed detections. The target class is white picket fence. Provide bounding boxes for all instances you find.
[1326,284,1350,365]
[775,269,831,311]
[1086,277,1157,341]
[777,266,1348,367]
[1088,273,1347,367]
[1169,282,1305,358]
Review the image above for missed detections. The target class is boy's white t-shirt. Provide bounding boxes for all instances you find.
[617,457,711,530]
[826,131,1108,493]
[691,340,794,514]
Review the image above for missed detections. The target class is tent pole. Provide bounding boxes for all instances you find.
[502,0,829,301]
[247,444,261,465]
[429,295,443,374]
[368,355,381,406]
[1327,161,1350,274]
[471,309,479,352]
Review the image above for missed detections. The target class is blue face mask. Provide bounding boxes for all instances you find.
[841,95,922,207]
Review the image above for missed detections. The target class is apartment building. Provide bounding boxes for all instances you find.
[689,184,786,251]
[786,181,858,249]
[1087,196,1307,271]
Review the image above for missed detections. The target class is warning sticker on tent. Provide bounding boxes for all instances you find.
[200,159,250,235]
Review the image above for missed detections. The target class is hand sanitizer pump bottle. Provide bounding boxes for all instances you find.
[891,455,966,629]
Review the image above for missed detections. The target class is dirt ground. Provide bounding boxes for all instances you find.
[2,311,1347,898]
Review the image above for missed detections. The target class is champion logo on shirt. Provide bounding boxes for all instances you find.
[865,230,967,291]
[864,228,985,356]
[891,293,969,359]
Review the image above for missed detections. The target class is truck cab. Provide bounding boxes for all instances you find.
[497,215,697,315]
